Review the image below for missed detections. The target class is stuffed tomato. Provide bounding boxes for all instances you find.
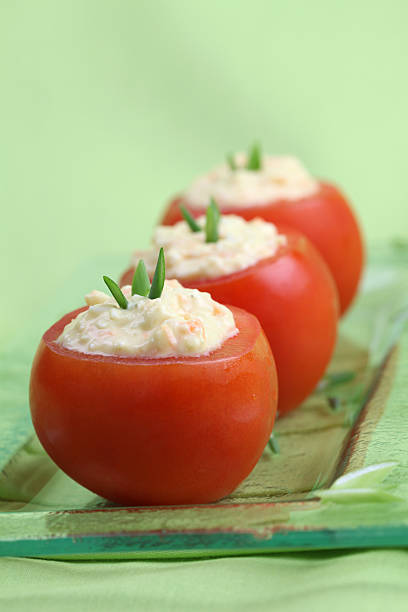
[30,269,277,506]
[160,150,364,315]
[120,212,339,415]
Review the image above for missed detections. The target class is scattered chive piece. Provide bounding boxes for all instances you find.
[205,198,221,243]
[132,260,151,297]
[327,396,341,412]
[310,472,325,492]
[103,276,128,309]
[148,247,166,299]
[321,371,356,390]
[327,371,356,385]
[226,153,237,170]
[268,434,280,455]
[180,205,201,232]
[246,142,262,171]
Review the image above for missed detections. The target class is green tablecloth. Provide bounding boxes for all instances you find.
[2,551,408,611]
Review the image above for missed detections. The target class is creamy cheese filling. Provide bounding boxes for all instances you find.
[57,280,238,358]
[131,215,286,281]
[184,154,319,208]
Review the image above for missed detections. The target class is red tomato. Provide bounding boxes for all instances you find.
[160,182,364,315]
[30,306,277,505]
[121,230,339,416]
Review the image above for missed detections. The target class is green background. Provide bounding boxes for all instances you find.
[1,0,408,341]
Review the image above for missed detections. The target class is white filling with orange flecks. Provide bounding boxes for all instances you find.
[132,215,286,281]
[184,155,319,208]
[57,280,237,358]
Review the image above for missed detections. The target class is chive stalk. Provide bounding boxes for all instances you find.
[132,260,151,297]
[268,434,280,455]
[180,198,221,243]
[226,143,262,171]
[180,206,201,232]
[246,142,262,170]
[148,247,166,299]
[103,276,128,309]
[104,249,166,306]
[205,198,221,243]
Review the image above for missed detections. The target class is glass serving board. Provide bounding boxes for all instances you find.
[1,244,408,559]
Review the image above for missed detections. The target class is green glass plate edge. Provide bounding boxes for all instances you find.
[2,525,408,560]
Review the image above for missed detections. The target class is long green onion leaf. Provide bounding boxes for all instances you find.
[132,260,151,297]
[148,247,166,299]
[205,198,221,243]
[246,142,262,170]
[103,276,128,309]
[180,205,201,232]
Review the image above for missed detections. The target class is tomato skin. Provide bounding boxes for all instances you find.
[121,231,338,416]
[30,307,277,506]
[160,182,364,315]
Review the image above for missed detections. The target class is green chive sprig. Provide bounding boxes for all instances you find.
[103,276,128,309]
[226,143,262,171]
[268,433,280,455]
[148,247,166,299]
[246,142,262,171]
[180,205,201,232]
[103,249,166,308]
[132,260,150,297]
[205,198,220,243]
[179,198,221,244]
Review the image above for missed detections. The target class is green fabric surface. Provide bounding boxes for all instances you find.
[2,551,408,612]
[2,1,408,608]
